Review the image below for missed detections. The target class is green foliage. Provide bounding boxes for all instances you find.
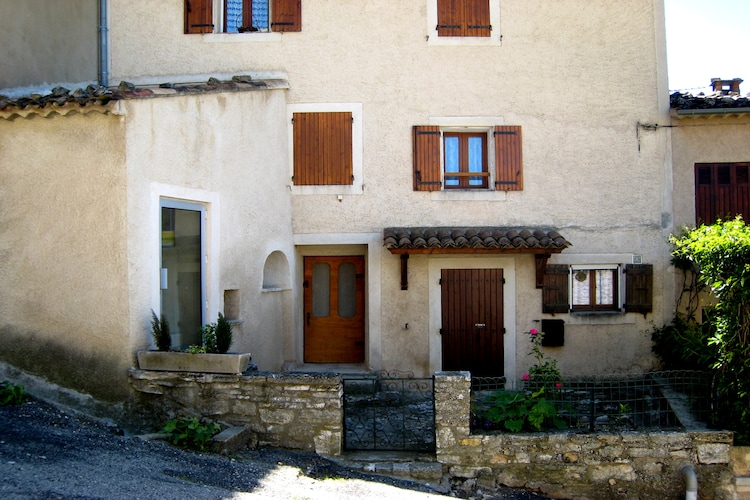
[650,314,717,370]
[150,310,171,351]
[0,381,26,405]
[200,323,218,353]
[525,329,562,391]
[481,387,566,432]
[215,313,233,354]
[159,417,221,451]
[669,217,750,443]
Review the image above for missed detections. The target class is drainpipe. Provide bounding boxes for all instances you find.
[98,0,109,87]
[682,465,698,500]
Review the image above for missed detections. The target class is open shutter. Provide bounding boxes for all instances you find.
[185,0,214,33]
[464,0,491,37]
[494,126,523,191]
[272,0,301,32]
[542,264,569,314]
[436,0,463,37]
[624,264,653,315]
[413,126,442,191]
[293,112,353,186]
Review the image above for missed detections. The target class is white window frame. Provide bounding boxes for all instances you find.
[287,103,364,196]
[204,0,283,42]
[426,0,502,46]
[569,264,622,312]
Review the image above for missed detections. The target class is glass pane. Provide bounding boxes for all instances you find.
[225,0,243,32]
[572,270,590,306]
[594,270,615,305]
[444,136,459,186]
[253,0,269,31]
[338,263,357,318]
[718,165,731,184]
[468,136,484,186]
[312,263,330,317]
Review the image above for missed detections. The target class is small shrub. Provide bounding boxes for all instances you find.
[0,381,26,406]
[150,310,171,351]
[480,387,566,432]
[215,313,232,354]
[159,417,221,451]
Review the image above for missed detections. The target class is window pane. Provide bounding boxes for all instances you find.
[718,165,731,184]
[312,263,330,317]
[226,0,243,32]
[444,135,459,186]
[338,263,356,318]
[468,135,484,186]
[594,270,615,305]
[737,165,749,184]
[572,270,590,306]
[253,0,269,31]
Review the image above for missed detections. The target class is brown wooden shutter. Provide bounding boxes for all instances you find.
[464,0,491,37]
[436,0,462,37]
[413,126,442,191]
[624,264,653,315]
[542,264,569,314]
[185,0,213,34]
[494,125,523,191]
[272,0,301,32]
[293,112,353,186]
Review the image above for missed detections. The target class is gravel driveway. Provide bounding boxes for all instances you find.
[0,397,550,499]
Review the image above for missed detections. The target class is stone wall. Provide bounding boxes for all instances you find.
[434,371,735,499]
[128,370,342,456]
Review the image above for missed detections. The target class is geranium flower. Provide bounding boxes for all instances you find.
[529,329,538,335]
[522,373,530,381]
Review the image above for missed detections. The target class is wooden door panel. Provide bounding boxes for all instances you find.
[304,256,365,363]
[441,268,504,376]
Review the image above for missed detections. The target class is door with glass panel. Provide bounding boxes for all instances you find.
[303,256,365,363]
[160,200,205,349]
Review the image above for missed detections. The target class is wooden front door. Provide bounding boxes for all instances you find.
[304,256,365,363]
[441,268,504,376]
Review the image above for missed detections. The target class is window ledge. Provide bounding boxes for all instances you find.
[203,32,282,43]
[262,286,290,293]
[570,310,624,316]
[430,190,508,201]
[427,36,502,47]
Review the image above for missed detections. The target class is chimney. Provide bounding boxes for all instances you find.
[710,78,743,95]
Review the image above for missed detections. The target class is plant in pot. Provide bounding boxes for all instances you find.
[150,310,171,351]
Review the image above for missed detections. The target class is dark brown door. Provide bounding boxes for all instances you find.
[441,268,504,376]
[304,256,365,363]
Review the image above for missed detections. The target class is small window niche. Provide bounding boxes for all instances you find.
[224,289,241,321]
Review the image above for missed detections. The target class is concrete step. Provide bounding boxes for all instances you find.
[333,451,444,482]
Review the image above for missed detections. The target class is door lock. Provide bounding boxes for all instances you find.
[474,323,486,328]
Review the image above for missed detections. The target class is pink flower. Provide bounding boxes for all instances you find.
[556,382,562,388]
[522,373,530,381]
[529,329,539,335]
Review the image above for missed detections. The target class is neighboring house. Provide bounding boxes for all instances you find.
[669,78,750,319]
[0,0,673,405]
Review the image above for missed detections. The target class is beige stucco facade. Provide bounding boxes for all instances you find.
[1,0,676,403]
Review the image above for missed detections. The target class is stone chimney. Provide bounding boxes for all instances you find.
[711,78,743,95]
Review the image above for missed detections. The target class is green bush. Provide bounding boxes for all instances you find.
[150,310,171,351]
[159,417,221,451]
[193,313,233,354]
[0,381,26,405]
[480,387,566,433]
[650,314,717,370]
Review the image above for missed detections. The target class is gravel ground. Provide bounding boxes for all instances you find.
[0,397,551,500]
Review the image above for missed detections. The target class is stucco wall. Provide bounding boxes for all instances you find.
[0,110,131,401]
[0,0,98,89]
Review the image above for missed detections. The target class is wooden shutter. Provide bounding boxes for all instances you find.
[542,264,569,314]
[293,112,353,186]
[413,126,442,191]
[185,0,213,34]
[494,126,523,191]
[464,0,491,37]
[272,0,301,32]
[437,0,462,37]
[624,264,653,315]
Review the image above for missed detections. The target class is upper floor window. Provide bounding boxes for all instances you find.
[184,0,300,34]
[436,0,491,37]
[413,125,522,192]
[695,162,750,224]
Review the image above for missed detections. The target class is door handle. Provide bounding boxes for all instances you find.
[474,323,486,328]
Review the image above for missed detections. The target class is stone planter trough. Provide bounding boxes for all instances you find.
[137,351,251,374]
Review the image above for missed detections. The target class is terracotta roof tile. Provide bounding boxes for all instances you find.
[383,227,571,252]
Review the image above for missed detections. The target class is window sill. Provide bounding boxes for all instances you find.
[430,190,508,201]
[426,35,502,47]
[570,310,623,316]
[203,32,282,43]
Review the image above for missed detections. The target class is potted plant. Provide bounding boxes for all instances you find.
[137,312,251,374]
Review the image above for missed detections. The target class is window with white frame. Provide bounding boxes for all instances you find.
[570,266,619,312]
[184,0,300,34]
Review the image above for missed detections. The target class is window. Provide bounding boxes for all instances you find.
[288,103,363,195]
[542,264,653,315]
[184,0,300,34]
[436,0,491,37]
[413,125,522,192]
[695,162,750,224]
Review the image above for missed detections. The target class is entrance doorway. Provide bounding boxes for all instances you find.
[303,256,365,363]
[160,200,205,348]
[440,268,504,376]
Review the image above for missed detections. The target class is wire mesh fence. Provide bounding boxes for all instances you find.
[471,370,715,433]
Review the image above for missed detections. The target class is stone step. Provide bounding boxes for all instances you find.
[333,451,444,483]
[210,425,257,455]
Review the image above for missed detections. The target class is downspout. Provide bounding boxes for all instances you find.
[682,465,698,500]
[98,0,109,87]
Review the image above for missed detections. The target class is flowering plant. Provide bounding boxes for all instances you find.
[523,329,562,390]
